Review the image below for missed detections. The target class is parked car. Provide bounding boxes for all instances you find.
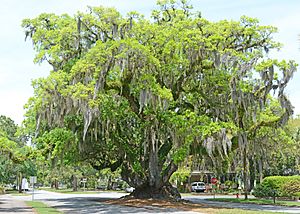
[96,185,106,190]
[125,187,135,193]
[191,182,206,192]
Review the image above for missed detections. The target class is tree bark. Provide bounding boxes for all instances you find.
[121,149,180,199]
[107,175,112,190]
[129,181,181,200]
[18,173,22,193]
[72,175,78,191]
[258,158,263,183]
[120,126,180,200]
[148,127,160,189]
[243,146,248,200]
[55,179,59,189]
[249,158,256,191]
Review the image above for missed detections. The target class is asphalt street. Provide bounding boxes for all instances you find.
[2,190,300,213]
[10,190,199,214]
[0,194,34,214]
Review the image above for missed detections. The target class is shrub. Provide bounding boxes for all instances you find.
[0,186,5,194]
[224,180,237,189]
[253,176,300,198]
[282,180,300,197]
[294,192,300,197]
[253,183,275,198]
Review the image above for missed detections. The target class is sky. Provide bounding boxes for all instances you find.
[0,0,299,125]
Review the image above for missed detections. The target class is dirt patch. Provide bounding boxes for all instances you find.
[105,198,223,213]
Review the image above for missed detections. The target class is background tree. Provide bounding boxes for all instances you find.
[0,115,37,191]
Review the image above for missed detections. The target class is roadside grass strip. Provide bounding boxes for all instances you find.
[26,201,62,214]
[211,208,284,214]
[38,187,100,194]
[208,198,300,207]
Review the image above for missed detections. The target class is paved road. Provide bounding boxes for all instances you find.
[5,190,300,213]
[13,190,199,214]
[0,194,34,214]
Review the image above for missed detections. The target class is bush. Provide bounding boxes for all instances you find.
[0,186,5,194]
[294,192,300,197]
[282,180,300,197]
[253,183,275,198]
[253,176,300,198]
[224,180,237,190]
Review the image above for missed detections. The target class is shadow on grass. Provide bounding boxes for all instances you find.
[41,196,193,213]
[42,196,289,214]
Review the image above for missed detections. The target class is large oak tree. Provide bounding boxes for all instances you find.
[23,1,296,199]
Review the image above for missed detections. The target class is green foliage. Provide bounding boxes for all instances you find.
[253,176,300,197]
[224,180,237,189]
[22,0,297,197]
[0,186,5,194]
[0,115,38,186]
[0,115,18,141]
[170,167,190,185]
[282,180,300,197]
[37,128,76,162]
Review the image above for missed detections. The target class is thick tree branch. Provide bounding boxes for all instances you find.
[162,161,178,184]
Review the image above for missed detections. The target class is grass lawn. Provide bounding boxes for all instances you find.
[38,187,100,194]
[39,187,127,194]
[10,193,31,196]
[207,208,284,214]
[26,201,62,213]
[208,198,300,207]
[5,189,31,196]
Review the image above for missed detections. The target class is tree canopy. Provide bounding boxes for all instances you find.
[22,0,296,199]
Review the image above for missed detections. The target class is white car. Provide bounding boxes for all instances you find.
[191,182,206,192]
[125,187,135,193]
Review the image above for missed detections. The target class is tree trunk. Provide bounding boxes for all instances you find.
[107,175,112,190]
[258,158,263,183]
[243,146,248,200]
[130,181,181,200]
[122,160,180,199]
[121,126,180,200]
[18,173,22,193]
[50,179,59,189]
[148,128,160,189]
[249,158,256,191]
[72,175,78,191]
[55,179,59,189]
[128,162,180,199]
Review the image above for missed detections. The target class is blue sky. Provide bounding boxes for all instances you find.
[1,0,299,124]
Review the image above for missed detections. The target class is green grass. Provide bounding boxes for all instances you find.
[208,198,300,207]
[10,193,31,196]
[26,201,62,213]
[210,208,284,214]
[5,189,18,194]
[5,189,30,196]
[39,187,99,194]
[39,187,127,194]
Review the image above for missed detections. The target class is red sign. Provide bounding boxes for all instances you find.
[211,177,218,184]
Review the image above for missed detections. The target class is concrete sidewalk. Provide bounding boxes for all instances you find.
[0,194,34,214]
